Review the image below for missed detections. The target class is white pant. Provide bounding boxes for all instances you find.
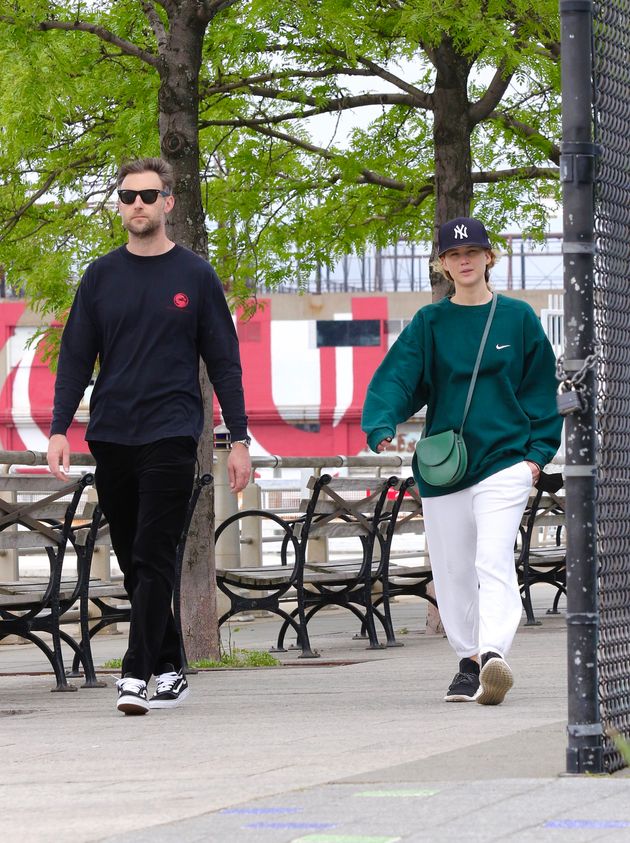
[421,462,532,660]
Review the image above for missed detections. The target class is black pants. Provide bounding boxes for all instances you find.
[89,437,197,682]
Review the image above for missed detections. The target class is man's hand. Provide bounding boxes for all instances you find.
[47,434,71,481]
[227,444,251,494]
[375,436,393,453]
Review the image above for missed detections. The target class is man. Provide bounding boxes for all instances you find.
[47,157,251,715]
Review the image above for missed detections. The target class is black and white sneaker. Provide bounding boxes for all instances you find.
[150,666,189,709]
[116,676,150,715]
[444,657,480,702]
[477,651,513,706]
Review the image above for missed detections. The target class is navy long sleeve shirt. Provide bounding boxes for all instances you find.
[50,244,248,444]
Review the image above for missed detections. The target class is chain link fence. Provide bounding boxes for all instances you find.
[593,0,630,773]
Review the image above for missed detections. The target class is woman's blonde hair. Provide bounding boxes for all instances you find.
[431,248,500,294]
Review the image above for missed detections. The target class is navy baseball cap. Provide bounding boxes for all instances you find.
[438,217,492,256]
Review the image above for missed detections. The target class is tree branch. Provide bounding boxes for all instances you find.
[201,66,374,98]
[469,61,514,124]
[264,42,432,107]
[200,91,418,128]
[0,173,58,239]
[151,0,176,15]
[273,172,435,223]
[472,166,558,183]
[214,121,412,191]
[488,111,560,164]
[141,2,167,50]
[37,19,160,68]
[331,48,432,107]
[1,157,95,239]
[345,185,435,227]
[543,41,560,59]
[198,0,241,21]
[252,88,416,109]
[470,11,558,124]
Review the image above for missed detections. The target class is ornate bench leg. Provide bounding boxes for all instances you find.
[47,596,78,692]
[77,603,108,688]
[363,580,386,650]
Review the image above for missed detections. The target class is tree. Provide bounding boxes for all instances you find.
[198,0,561,298]
[0,0,561,654]
[1,1,561,301]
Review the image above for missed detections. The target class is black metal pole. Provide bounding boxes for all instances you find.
[560,0,602,774]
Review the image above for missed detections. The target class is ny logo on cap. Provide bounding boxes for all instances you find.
[453,224,468,240]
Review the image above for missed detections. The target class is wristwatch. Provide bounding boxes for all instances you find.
[231,437,251,448]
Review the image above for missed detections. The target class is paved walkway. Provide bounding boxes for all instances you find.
[1,593,628,843]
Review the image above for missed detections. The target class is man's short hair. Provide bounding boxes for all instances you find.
[116,157,174,192]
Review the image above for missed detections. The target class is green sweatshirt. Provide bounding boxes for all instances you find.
[362,294,563,497]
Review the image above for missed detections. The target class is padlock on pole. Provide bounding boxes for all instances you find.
[557,383,586,416]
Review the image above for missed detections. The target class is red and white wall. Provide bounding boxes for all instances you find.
[0,289,553,456]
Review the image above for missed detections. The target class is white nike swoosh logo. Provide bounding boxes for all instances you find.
[496,344,510,350]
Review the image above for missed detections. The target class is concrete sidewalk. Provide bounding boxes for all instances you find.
[1,594,628,843]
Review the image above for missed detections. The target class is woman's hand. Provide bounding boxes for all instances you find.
[376,437,393,453]
[525,460,541,485]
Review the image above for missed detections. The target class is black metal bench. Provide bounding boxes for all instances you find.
[516,480,566,625]
[0,473,96,690]
[370,479,435,645]
[215,474,406,657]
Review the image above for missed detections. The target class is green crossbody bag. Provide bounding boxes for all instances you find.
[416,292,497,487]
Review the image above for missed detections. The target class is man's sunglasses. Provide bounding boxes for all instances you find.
[117,189,171,205]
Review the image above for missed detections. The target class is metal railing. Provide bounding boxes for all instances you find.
[260,233,564,295]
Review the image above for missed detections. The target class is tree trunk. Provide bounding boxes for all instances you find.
[181,372,220,663]
[156,8,220,661]
[158,11,208,258]
[430,39,474,302]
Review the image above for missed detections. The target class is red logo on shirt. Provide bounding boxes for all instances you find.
[173,293,189,309]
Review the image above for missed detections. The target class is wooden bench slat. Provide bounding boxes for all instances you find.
[0,477,87,492]
[306,476,395,492]
[299,500,383,515]
[217,571,296,587]
[0,532,60,548]
[308,522,372,538]
[0,505,94,526]
[388,567,433,579]
[394,501,423,512]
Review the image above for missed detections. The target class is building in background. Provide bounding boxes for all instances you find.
[0,285,562,458]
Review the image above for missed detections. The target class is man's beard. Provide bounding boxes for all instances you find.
[124,216,161,237]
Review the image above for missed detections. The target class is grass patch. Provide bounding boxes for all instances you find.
[101,649,280,671]
[191,649,280,669]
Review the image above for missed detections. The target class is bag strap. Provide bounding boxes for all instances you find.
[458,291,497,435]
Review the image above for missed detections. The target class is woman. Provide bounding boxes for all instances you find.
[362,217,562,705]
